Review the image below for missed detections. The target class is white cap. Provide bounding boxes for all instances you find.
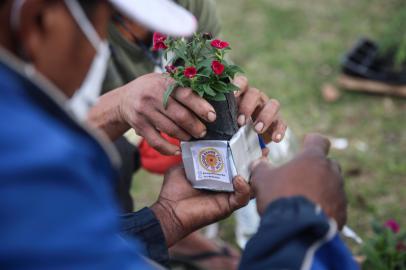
[109,0,197,37]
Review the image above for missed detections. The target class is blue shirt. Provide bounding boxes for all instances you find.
[0,51,153,269]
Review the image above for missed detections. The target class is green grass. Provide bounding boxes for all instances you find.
[132,0,406,253]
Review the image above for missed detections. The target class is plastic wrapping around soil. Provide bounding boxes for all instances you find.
[201,92,239,140]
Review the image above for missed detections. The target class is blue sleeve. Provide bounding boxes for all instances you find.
[121,208,170,266]
[0,82,153,269]
[239,197,359,270]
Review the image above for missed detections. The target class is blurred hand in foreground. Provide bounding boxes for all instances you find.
[151,167,251,247]
[251,133,347,229]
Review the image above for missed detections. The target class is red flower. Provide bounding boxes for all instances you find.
[152,32,168,51]
[165,65,177,74]
[184,66,197,78]
[210,39,230,49]
[211,60,225,75]
[396,242,406,252]
[384,219,400,233]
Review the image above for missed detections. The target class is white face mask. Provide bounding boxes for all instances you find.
[64,0,111,120]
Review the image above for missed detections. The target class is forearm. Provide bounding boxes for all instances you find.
[87,87,130,140]
[239,197,358,270]
[150,201,188,248]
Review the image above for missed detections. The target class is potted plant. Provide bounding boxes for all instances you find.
[152,32,250,191]
[154,32,243,140]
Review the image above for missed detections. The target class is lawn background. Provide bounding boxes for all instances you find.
[132,0,406,253]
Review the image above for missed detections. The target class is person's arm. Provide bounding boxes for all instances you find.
[119,166,252,263]
[240,197,358,270]
[243,134,358,269]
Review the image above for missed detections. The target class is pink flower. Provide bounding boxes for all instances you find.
[184,66,197,78]
[210,39,230,49]
[165,65,177,74]
[211,60,225,75]
[384,219,400,233]
[152,32,168,51]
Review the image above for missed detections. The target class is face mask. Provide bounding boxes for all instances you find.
[11,0,111,120]
[64,0,111,120]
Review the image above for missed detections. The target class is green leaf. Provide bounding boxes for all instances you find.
[163,83,177,109]
[225,83,240,92]
[203,84,216,97]
[197,58,214,70]
[209,92,226,101]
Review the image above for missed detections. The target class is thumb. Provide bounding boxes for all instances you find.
[230,176,251,209]
[302,133,331,157]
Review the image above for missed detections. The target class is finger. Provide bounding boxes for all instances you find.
[237,88,264,126]
[271,118,287,143]
[230,176,251,209]
[141,122,181,155]
[144,110,191,141]
[262,147,270,157]
[162,96,207,139]
[172,87,217,123]
[250,158,271,172]
[233,75,249,97]
[329,158,342,175]
[253,99,280,134]
[302,133,331,157]
[249,160,272,191]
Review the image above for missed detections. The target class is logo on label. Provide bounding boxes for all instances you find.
[198,147,225,173]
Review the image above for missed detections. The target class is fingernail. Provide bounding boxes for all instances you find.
[234,176,243,187]
[238,114,246,126]
[200,130,207,138]
[275,133,282,141]
[255,122,264,133]
[174,150,181,156]
[208,111,216,122]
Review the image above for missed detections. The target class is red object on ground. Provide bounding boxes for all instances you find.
[139,133,182,175]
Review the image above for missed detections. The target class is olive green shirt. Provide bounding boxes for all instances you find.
[102,0,221,93]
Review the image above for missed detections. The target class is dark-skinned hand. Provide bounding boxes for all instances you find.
[250,133,347,229]
[150,166,251,247]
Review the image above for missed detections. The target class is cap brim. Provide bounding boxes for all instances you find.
[109,0,197,37]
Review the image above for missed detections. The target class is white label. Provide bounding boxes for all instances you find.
[191,144,230,183]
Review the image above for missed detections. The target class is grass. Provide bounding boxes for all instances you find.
[132,0,406,254]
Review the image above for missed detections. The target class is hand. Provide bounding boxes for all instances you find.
[233,76,287,143]
[88,73,216,155]
[118,73,218,155]
[151,166,251,247]
[250,133,347,229]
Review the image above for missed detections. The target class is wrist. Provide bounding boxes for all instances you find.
[150,200,187,247]
[87,87,130,140]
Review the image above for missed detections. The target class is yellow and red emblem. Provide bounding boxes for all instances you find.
[198,147,225,173]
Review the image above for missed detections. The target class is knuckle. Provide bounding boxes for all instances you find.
[249,87,260,95]
[177,88,194,100]
[237,76,248,87]
[270,98,280,108]
[174,109,189,122]
[133,100,145,114]
[148,137,166,152]
[147,138,160,149]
